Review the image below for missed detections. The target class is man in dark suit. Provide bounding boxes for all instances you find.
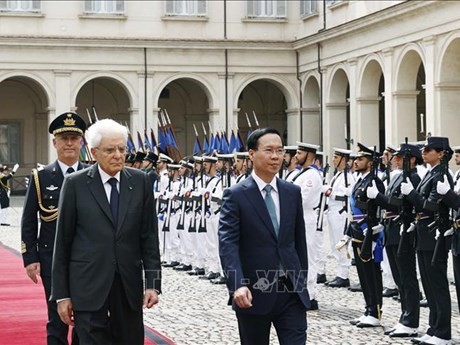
[21,112,87,345]
[51,118,161,345]
[218,128,309,345]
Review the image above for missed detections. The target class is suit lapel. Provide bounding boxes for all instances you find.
[117,169,134,234]
[242,176,277,239]
[87,164,114,226]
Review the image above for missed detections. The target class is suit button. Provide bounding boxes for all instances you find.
[44,244,48,248]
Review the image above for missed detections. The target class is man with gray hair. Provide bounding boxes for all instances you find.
[51,118,161,345]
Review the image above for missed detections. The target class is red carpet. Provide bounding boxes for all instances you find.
[0,242,174,345]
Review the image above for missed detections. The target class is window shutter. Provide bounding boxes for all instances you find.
[84,0,92,13]
[0,0,7,10]
[247,0,254,17]
[32,0,40,11]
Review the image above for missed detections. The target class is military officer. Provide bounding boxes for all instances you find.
[21,112,87,345]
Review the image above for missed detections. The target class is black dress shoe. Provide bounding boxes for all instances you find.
[382,287,399,298]
[327,277,350,288]
[351,258,356,266]
[162,261,180,268]
[210,276,227,284]
[316,274,327,284]
[348,283,362,292]
[187,267,205,276]
[199,272,220,280]
[306,299,318,311]
[174,264,192,271]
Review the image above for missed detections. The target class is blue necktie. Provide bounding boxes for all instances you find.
[263,185,279,236]
[108,178,119,229]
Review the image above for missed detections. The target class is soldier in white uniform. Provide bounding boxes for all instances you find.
[282,145,300,182]
[173,159,195,272]
[199,155,223,281]
[155,153,174,264]
[234,152,250,184]
[324,148,356,287]
[292,141,322,310]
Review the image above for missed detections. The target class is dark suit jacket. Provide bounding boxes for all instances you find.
[218,175,309,315]
[21,161,87,277]
[50,164,161,311]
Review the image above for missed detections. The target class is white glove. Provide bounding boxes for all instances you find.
[322,184,331,193]
[12,163,19,173]
[366,182,379,199]
[338,185,352,197]
[445,227,454,236]
[436,177,451,195]
[372,224,384,234]
[335,235,351,250]
[400,178,414,195]
[167,191,175,199]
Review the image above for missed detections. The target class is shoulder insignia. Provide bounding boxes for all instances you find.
[21,241,27,254]
[36,165,45,172]
[46,185,59,191]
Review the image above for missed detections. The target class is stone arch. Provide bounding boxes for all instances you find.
[394,44,426,141]
[303,73,320,144]
[438,34,460,142]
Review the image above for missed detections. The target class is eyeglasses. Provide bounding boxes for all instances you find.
[96,146,128,155]
[259,148,285,156]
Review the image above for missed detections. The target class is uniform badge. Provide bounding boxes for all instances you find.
[46,185,58,191]
[49,205,56,210]
[21,241,27,254]
[64,113,76,126]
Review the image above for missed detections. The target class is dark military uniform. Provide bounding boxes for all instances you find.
[405,137,452,342]
[21,112,87,345]
[348,143,385,324]
[374,160,421,330]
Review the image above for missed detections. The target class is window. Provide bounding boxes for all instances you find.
[0,123,20,164]
[84,0,124,15]
[301,0,317,16]
[165,0,206,16]
[247,0,287,19]
[0,0,40,12]
[326,0,343,5]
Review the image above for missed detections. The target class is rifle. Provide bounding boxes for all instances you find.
[359,147,380,262]
[397,138,414,256]
[316,156,330,231]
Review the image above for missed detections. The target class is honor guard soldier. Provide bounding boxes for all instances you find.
[124,153,135,167]
[438,146,460,316]
[216,153,236,189]
[0,163,19,225]
[401,136,453,345]
[143,151,159,186]
[133,151,147,169]
[324,148,355,288]
[367,143,422,337]
[199,155,224,281]
[174,159,195,272]
[348,143,385,328]
[162,163,182,268]
[234,152,250,184]
[186,155,207,276]
[281,145,299,181]
[21,112,87,345]
[292,141,322,310]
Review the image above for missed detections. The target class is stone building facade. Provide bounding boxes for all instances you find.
[0,0,459,170]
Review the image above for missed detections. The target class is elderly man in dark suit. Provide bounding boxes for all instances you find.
[51,118,161,345]
[22,111,87,345]
[218,128,309,345]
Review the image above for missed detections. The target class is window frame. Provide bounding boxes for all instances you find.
[83,0,125,15]
[165,0,207,17]
[0,0,40,13]
[246,0,287,19]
